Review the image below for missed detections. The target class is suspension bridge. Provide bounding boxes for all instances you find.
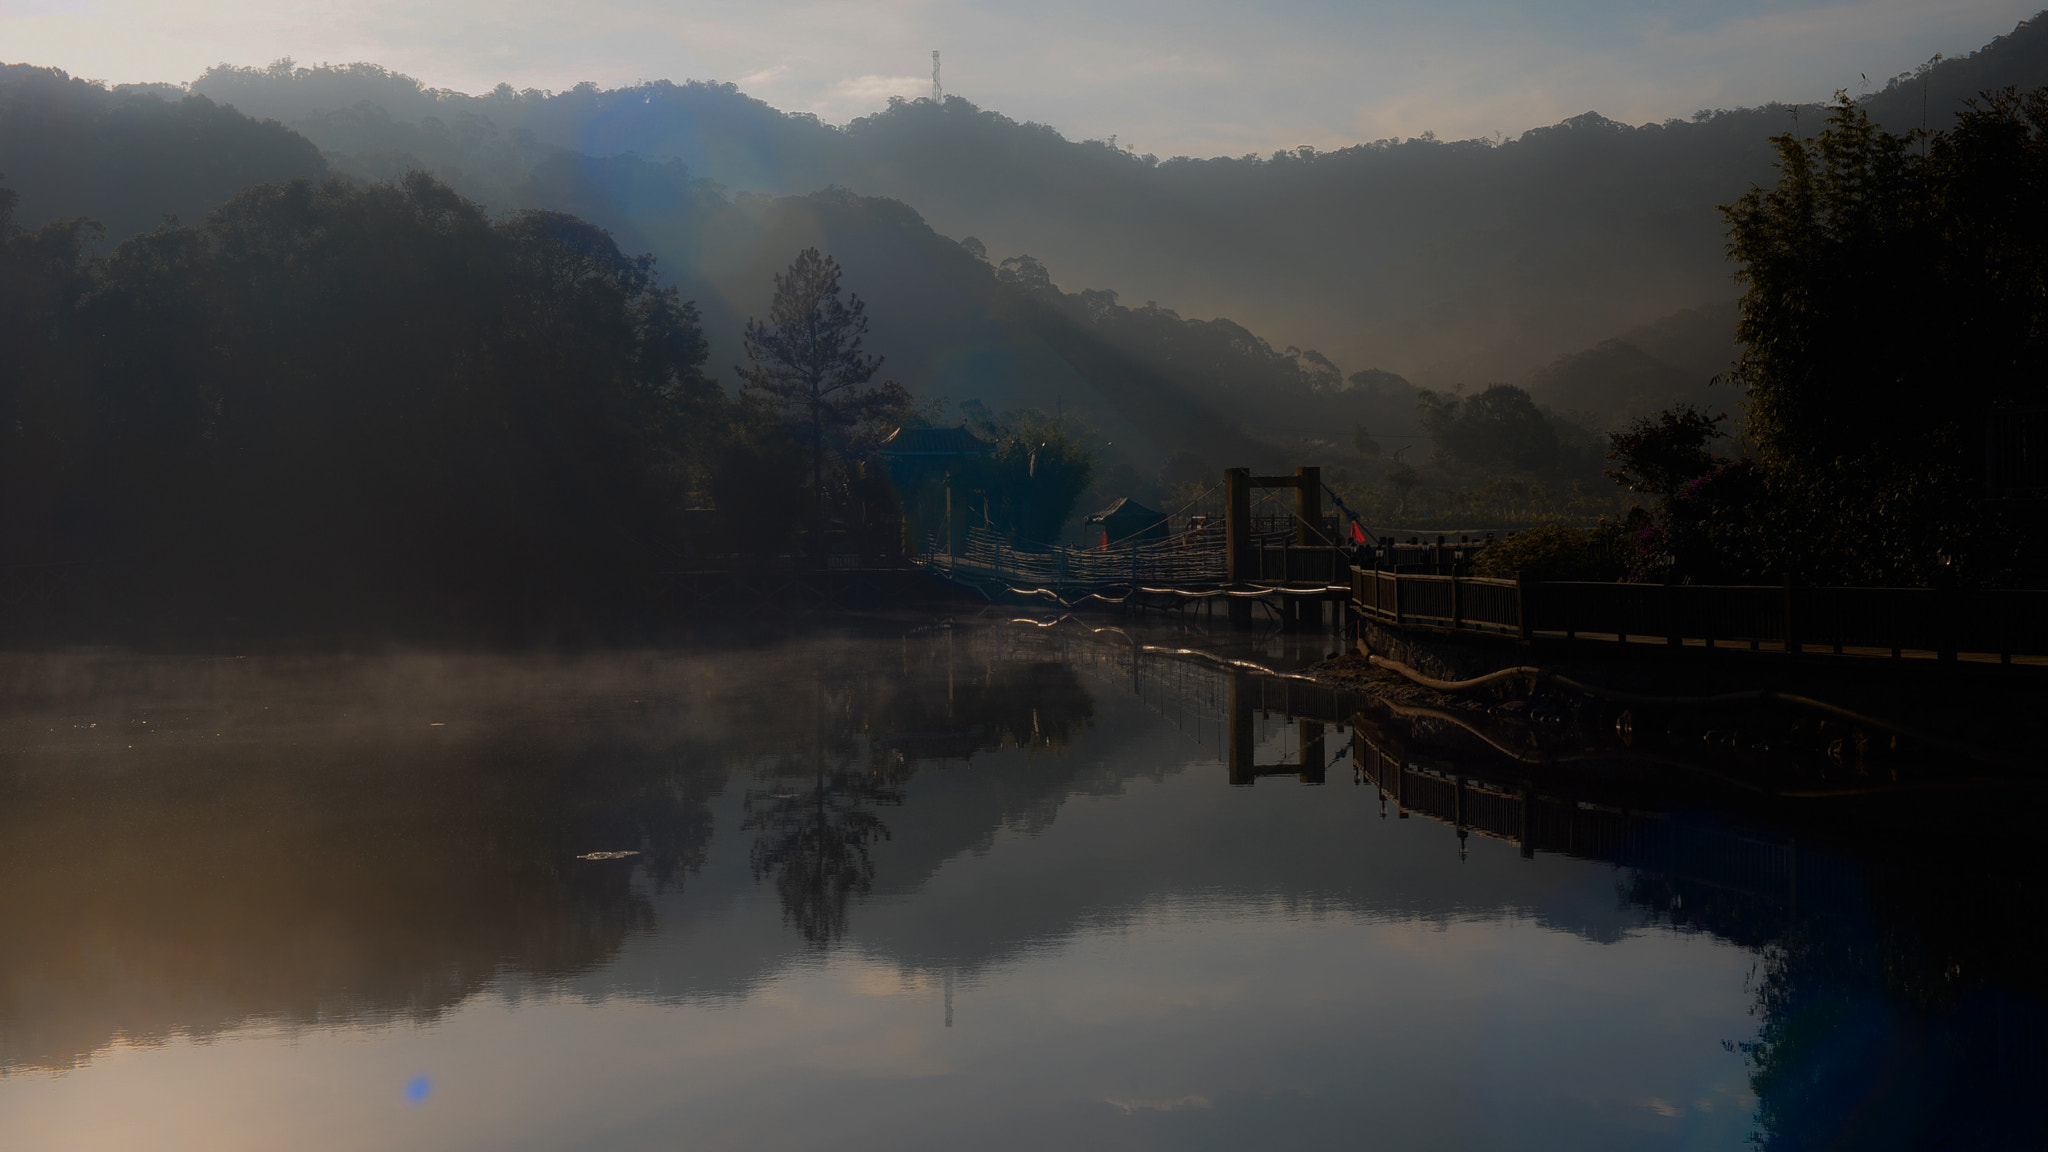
[918,466,1437,629]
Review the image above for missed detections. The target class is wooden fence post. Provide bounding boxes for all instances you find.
[1451,563,1463,630]
[1938,583,1958,662]
[1782,573,1799,654]
[1515,571,1532,642]
[1665,574,1682,647]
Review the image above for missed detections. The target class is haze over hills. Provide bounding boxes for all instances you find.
[177,14,2048,386]
[5,14,2046,502]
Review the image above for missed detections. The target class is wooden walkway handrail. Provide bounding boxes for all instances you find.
[1351,567,2048,665]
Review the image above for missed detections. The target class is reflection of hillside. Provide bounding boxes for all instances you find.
[15,627,2038,1150]
[0,633,1122,1071]
[865,627,1097,770]
[0,651,754,1072]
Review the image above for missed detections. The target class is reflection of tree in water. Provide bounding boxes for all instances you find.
[743,764,901,947]
[742,635,1095,944]
[742,674,903,946]
[1621,820,2048,1151]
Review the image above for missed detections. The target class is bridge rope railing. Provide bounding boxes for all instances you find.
[924,525,1229,589]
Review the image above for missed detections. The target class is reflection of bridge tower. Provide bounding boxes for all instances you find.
[1048,627,1354,772]
[1227,672,1328,785]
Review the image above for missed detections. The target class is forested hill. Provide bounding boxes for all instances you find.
[0,65,1412,489]
[7,14,2046,507]
[510,153,1402,477]
[181,14,2048,388]
[0,64,325,238]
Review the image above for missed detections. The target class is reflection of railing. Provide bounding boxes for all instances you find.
[1352,567,2048,663]
[1355,724,1820,909]
[1062,634,1235,753]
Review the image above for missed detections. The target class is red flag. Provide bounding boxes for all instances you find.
[1351,519,1368,544]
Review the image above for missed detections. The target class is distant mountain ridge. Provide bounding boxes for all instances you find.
[6,15,2047,495]
[178,14,2048,388]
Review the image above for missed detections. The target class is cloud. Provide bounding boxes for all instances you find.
[735,63,789,88]
[827,72,930,103]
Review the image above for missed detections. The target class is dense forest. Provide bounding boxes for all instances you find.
[0,173,727,638]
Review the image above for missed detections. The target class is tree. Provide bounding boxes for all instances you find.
[1384,459,1420,517]
[1603,404,1728,495]
[1417,384,1560,472]
[1716,90,2048,584]
[737,248,911,541]
[979,412,1094,545]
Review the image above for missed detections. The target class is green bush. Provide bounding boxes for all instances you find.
[1471,523,1627,582]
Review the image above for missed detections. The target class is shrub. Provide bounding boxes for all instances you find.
[1472,523,1627,582]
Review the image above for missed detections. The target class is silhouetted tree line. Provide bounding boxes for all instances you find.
[0,159,1118,637]
[0,173,750,638]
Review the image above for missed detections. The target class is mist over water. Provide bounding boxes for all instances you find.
[0,623,2037,1150]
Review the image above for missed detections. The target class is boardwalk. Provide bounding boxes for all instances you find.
[1353,567,2048,667]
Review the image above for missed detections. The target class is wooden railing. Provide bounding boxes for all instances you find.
[1351,567,2048,663]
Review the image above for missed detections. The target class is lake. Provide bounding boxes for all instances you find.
[0,620,2039,1150]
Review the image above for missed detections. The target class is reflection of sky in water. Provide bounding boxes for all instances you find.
[0,629,1926,1149]
[2,917,1755,1151]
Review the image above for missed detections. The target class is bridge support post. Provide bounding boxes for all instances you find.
[1291,466,1321,628]
[1294,466,1321,548]
[1228,671,1255,784]
[1225,468,1252,625]
[1298,719,1326,784]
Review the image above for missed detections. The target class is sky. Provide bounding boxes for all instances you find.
[3,0,2041,155]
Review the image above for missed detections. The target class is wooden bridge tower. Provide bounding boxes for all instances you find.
[1224,466,1323,624]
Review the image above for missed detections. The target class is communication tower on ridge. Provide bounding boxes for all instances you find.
[932,51,943,102]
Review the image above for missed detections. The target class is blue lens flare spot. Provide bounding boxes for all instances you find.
[405,1076,432,1105]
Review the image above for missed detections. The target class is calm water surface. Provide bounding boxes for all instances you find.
[0,622,2039,1150]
